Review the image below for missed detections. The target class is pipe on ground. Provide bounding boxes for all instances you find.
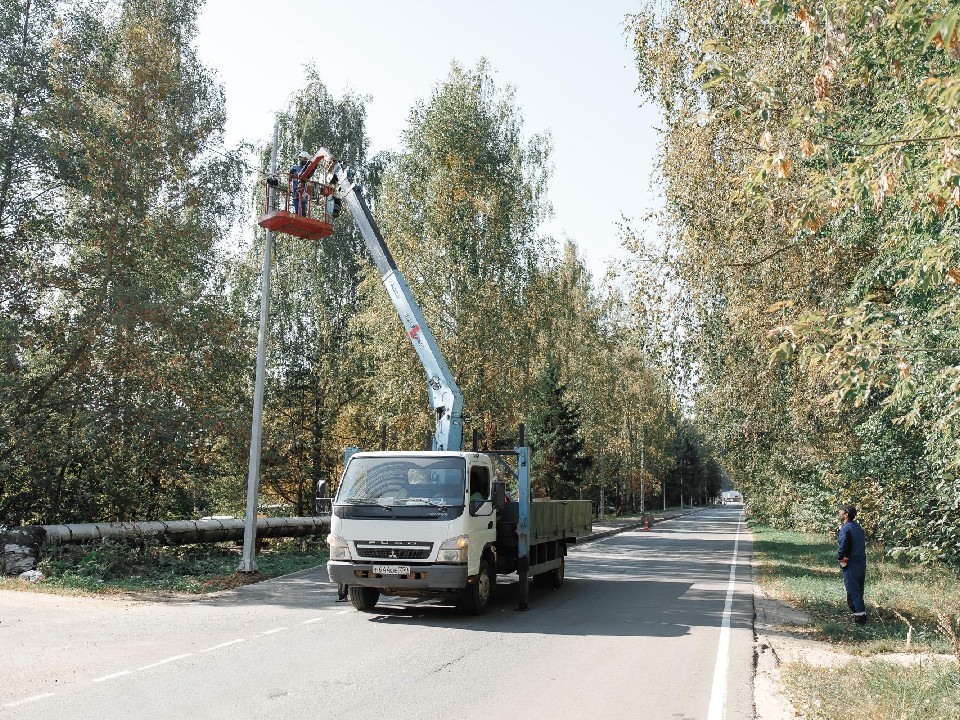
[1,516,330,575]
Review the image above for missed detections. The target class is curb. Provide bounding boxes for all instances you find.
[578,507,709,544]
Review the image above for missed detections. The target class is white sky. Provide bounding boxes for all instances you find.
[194,0,662,281]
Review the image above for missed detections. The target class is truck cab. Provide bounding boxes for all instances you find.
[327,451,501,613]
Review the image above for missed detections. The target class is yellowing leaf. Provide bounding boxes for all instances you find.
[775,152,793,179]
[796,7,817,35]
[897,359,910,379]
[764,300,795,314]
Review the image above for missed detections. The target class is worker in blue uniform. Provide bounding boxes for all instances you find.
[290,150,310,216]
[837,504,867,624]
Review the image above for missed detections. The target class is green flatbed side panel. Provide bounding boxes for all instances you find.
[496,500,592,546]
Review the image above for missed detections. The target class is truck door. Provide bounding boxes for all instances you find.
[466,460,497,574]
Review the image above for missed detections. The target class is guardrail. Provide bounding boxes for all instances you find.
[1,516,330,576]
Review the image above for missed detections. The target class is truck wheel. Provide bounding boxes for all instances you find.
[349,586,380,611]
[460,558,493,615]
[533,554,564,589]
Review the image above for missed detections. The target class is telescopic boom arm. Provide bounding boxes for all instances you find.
[307,148,464,452]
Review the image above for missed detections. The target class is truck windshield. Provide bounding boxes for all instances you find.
[337,456,466,509]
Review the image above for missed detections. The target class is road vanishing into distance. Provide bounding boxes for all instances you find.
[1,507,753,720]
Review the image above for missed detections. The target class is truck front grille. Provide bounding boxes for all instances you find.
[357,547,431,560]
[354,541,433,560]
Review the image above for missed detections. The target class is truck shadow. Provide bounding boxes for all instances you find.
[206,511,753,638]
[359,574,752,638]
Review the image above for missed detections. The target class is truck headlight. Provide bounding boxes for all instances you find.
[436,535,468,563]
[327,534,352,561]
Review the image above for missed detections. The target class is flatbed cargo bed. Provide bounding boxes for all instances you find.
[496,499,592,547]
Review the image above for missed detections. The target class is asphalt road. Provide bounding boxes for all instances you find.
[1,506,753,720]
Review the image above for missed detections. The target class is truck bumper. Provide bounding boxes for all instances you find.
[328,561,468,591]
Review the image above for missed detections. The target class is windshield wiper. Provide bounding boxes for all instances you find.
[338,498,392,510]
[402,497,451,509]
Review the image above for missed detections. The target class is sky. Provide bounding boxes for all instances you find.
[194,0,662,281]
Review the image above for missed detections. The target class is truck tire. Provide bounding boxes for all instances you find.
[349,586,380,611]
[460,558,493,615]
[533,553,564,589]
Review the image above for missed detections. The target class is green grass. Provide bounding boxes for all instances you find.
[752,523,960,655]
[0,537,329,595]
[782,659,960,720]
[753,523,960,720]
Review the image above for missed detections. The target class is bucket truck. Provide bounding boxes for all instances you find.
[290,149,591,615]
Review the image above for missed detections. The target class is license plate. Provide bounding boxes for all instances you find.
[372,565,410,576]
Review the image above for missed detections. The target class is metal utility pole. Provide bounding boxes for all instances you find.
[239,122,279,573]
[639,428,645,515]
[598,447,603,519]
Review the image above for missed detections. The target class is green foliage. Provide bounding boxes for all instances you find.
[0,0,245,524]
[352,61,552,448]
[528,362,592,498]
[33,537,328,593]
[629,0,960,563]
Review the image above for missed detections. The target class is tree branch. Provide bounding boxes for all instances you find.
[723,241,806,268]
[816,132,960,149]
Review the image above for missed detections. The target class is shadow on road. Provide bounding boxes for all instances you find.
[193,511,754,639]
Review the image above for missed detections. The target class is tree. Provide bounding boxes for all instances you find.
[629,0,960,560]
[352,60,552,450]
[1,0,245,524]
[528,362,592,499]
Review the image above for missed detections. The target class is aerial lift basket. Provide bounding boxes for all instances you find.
[257,174,336,241]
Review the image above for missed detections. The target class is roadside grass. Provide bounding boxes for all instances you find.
[753,523,960,720]
[782,659,960,720]
[751,523,960,655]
[0,537,329,595]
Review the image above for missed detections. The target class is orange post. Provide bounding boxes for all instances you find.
[643,513,650,531]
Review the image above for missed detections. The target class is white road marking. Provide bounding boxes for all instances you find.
[92,670,133,683]
[261,627,288,635]
[336,610,350,615]
[707,510,744,720]
[200,639,246,653]
[135,653,193,672]
[3,693,56,708]
[300,617,325,625]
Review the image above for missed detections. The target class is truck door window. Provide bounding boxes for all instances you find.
[470,465,490,501]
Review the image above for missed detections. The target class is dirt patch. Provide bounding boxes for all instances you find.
[198,572,266,591]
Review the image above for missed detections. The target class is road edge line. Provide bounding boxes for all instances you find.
[707,510,743,720]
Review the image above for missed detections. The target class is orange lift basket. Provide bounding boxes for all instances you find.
[257,173,336,241]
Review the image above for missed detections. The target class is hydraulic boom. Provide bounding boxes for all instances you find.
[303,149,464,451]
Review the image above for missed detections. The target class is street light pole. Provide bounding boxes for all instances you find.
[639,427,644,515]
[239,122,279,573]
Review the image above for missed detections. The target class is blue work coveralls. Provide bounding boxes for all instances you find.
[290,162,307,216]
[837,519,866,615]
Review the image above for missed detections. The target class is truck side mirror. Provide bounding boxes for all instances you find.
[492,481,506,509]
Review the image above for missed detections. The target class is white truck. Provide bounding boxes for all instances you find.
[327,448,591,614]
[288,149,591,614]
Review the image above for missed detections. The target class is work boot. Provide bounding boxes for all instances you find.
[854,613,867,625]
